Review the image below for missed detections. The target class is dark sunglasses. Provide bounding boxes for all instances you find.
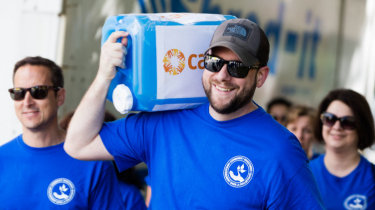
[8,86,61,101]
[204,54,260,78]
[320,112,356,130]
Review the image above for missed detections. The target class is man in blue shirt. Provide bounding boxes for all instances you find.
[64,19,326,209]
[0,56,125,209]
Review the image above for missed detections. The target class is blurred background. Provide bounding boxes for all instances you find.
[0,0,374,162]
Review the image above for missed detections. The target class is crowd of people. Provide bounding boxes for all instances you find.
[1,17,374,209]
[266,91,375,209]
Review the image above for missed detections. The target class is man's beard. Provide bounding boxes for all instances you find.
[203,77,257,115]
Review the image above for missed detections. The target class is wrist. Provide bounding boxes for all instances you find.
[95,72,114,85]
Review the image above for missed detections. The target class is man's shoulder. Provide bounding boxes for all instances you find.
[256,116,298,147]
[129,104,203,121]
[0,135,21,153]
[257,121,308,169]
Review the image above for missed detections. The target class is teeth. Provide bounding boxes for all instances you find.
[216,86,232,92]
[25,112,37,115]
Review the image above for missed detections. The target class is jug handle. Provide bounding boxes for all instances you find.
[116,30,132,71]
[101,24,132,71]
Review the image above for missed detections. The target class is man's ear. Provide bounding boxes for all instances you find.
[256,66,269,88]
[56,88,65,107]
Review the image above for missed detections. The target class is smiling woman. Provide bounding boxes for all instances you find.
[285,105,318,160]
[309,89,375,209]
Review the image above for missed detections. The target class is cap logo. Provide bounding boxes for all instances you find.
[223,23,251,41]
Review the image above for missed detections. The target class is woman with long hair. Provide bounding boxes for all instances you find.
[310,89,375,209]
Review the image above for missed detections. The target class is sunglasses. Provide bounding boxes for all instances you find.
[204,54,260,78]
[320,112,356,130]
[8,86,61,101]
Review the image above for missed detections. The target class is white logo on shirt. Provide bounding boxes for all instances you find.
[344,194,367,210]
[223,156,254,188]
[47,178,75,205]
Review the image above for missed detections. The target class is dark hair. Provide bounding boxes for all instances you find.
[285,105,317,128]
[315,89,375,150]
[13,56,64,88]
[266,97,292,113]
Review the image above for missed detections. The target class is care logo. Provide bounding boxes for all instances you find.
[47,178,75,205]
[344,194,367,210]
[163,49,185,75]
[223,155,254,188]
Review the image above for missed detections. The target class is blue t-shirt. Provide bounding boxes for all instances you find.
[144,175,151,186]
[310,155,375,210]
[100,103,325,209]
[0,135,125,210]
[118,181,147,210]
[311,153,320,160]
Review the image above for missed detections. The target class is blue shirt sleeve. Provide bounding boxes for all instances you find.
[89,162,126,210]
[271,161,326,209]
[100,113,149,171]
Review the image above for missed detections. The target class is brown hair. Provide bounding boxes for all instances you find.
[13,56,64,88]
[285,105,317,128]
[315,89,375,150]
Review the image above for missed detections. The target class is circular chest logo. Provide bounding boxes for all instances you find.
[47,178,75,205]
[163,49,185,75]
[223,156,254,188]
[344,194,367,210]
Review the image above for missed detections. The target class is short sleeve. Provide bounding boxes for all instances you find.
[100,113,148,171]
[89,162,126,210]
[270,162,326,209]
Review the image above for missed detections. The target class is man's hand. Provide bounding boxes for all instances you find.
[64,31,129,161]
[98,31,129,80]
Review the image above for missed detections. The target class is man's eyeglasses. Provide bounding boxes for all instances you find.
[320,112,356,130]
[204,54,260,78]
[8,86,61,101]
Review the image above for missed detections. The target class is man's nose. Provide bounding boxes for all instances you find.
[215,64,231,81]
[23,91,35,106]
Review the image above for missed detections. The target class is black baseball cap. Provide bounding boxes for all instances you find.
[206,19,270,67]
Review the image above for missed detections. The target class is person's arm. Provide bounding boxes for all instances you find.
[64,31,129,160]
[145,185,152,208]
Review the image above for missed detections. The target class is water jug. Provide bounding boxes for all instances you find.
[101,13,236,113]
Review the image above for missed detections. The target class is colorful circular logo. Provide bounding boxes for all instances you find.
[47,178,75,205]
[223,156,254,188]
[163,49,185,75]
